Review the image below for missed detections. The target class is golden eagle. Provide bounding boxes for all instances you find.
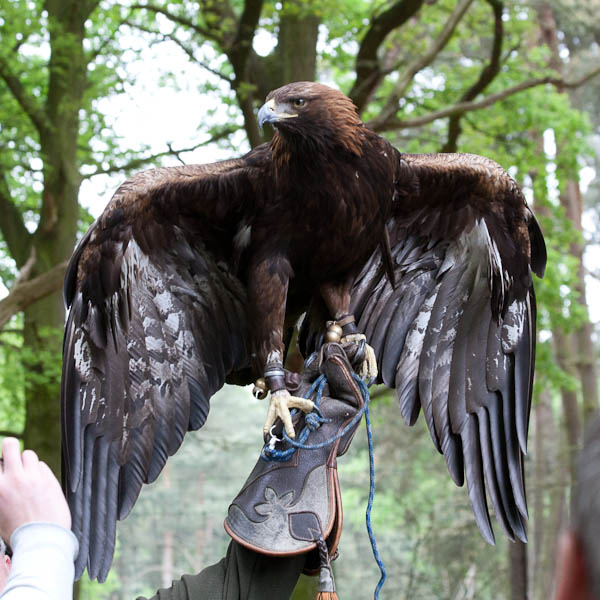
[61,82,546,581]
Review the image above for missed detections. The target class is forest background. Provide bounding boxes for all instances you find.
[0,0,599,598]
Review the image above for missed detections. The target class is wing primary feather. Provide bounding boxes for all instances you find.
[395,282,440,426]
[73,428,96,579]
[476,406,514,542]
[381,269,438,386]
[117,421,155,520]
[62,304,84,492]
[430,258,479,484]
[461,417,495,545]
[420,257,468,456]
[503,301,531,454]
[486,401,527,542]
[88,437,110,581]
[527,209,547,278]
[98,443,120,582]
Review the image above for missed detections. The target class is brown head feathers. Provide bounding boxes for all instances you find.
[265,81,364,157]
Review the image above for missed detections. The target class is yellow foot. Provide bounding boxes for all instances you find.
[263,389,315,439]
[342,333,378,380]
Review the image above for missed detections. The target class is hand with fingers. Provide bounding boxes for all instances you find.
[0,438,71,543]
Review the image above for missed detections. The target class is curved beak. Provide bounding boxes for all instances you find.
[257,98,299,128]
[258,99,277,128]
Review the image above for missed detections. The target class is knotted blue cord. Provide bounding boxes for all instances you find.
[261,369,386,599]
[260,374,329,462]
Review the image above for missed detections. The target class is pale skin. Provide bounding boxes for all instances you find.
[0,437,71,544]
[0,550,9,591]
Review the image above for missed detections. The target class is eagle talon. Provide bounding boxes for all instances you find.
[341,333,378,381]
[263,389,314,439]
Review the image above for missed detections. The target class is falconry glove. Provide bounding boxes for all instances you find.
[224,342,367,598]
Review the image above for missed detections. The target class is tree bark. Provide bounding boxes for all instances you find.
[553,329,582,483]
[560,179,599,422]
[17,0,97,474]
[532,391,553,597]
[509,540,528,600]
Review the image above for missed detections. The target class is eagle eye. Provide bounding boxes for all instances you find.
[292,98,306,107]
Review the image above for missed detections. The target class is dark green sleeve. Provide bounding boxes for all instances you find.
[137,542,305,600]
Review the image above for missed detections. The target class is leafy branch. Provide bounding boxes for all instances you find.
[0,55,51,140]
[440,0,504,153]
[369,65,600,132]
[370,0,476,129]
[349,0,426,113]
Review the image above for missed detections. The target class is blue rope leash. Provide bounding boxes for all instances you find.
[261,370,386,599]
[353,373,387,600]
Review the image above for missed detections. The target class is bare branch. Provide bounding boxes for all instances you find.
[129,3,218,42]
[201,0,239,47]
[82,130,239,178]
[124,20,234,84]
[441,0,504,153]
[0,260,68,331]
[369,67,600,132]
[348,0,426,113]
[558,66,600,89]
[586,267,600,282]
[371,0,476,130]
[0,56,51,139]
[87,16,130,62]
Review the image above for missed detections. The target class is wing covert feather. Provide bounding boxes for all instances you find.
[62,155,264,581]
[348,152,545,544]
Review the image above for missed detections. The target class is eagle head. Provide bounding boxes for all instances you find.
[258,82,364,156]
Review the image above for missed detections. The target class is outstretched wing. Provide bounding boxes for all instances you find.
[350,153,546,544]
[62,150,269,581]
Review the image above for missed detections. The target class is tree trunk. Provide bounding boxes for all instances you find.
[21,0,91,474]
[560,179,599,422]
[235,0,321,146]
[532,391,552,596]
[277,4,320,85]
[509,540,528,600]
[553,329,581,483]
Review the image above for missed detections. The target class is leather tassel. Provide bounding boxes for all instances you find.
[315,537,338,599]
[316,592,339,600]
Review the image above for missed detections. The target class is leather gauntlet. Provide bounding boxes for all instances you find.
[224,342,366,575]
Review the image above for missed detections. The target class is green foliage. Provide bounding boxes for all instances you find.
[20,326,62,396]
[79,568,120,600]
[0,321,25,436]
